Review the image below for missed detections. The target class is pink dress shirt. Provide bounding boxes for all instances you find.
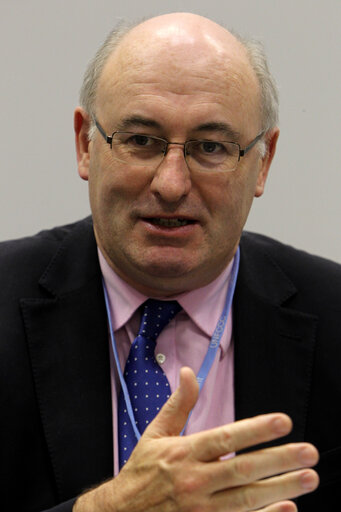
[98,249,235,476]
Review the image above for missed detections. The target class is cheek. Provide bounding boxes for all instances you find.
[87,155,154,236]
[201,174,242,216]
[86,153,124,231]
[232,169,261,223]
[205,171,258,234]
[88,154,129,206]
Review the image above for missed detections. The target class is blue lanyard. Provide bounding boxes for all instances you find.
[102,246,240,441]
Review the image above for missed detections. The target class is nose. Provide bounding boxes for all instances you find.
[150,145,192,203]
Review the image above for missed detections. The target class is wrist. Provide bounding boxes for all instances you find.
[73,481,115,512]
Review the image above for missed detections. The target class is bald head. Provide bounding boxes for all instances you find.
[118,12,244,56]
[102,14,255,91]
[97,14,259,124]
[80,13,278,135]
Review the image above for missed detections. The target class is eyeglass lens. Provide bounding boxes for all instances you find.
[111,132,240,172]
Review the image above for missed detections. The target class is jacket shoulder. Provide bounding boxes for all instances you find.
[0,217,93,297]
[241,231,341,274]
[240,232,341,309]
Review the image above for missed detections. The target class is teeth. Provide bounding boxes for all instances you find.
[152,218,189,227]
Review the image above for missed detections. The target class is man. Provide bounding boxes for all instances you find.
[1,12,340,512]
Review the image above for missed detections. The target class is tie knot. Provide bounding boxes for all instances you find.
[138,299,182,341]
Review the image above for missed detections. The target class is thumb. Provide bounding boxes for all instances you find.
[143,366,199,439]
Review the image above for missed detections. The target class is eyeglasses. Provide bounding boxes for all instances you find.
[94,118,264,173]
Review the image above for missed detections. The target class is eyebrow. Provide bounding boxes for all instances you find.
[116,116,162,132]
[116,116,240,141]
[194,122,241,141]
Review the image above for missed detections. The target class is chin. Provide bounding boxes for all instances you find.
[138,259,194,278]
[128,245,198,275]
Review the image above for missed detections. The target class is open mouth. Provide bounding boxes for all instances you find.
[146,218,195,227]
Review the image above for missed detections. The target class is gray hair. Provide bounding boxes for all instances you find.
[233,33,279,132]
[79,19,279,145]
[79,19,136,139]
[232,33,279,157]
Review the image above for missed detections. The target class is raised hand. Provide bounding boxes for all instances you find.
[74,367,319,512]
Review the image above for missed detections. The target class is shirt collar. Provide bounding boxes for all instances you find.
[98,248,235,356]
[175,260,234,339]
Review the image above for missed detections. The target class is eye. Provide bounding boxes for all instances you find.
[200,141,224,154]
[128,134,154,146]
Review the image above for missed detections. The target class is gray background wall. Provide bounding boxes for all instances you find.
[1,0,340,262]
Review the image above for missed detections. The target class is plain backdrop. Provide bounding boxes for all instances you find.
[0,0,340,262]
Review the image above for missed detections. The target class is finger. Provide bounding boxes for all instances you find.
[206,442,319,493]
[260,501,297,512]
[189,413,293,462]
[213,468,319,511]
[143,366,199,439]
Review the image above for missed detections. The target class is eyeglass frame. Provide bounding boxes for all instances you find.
[94,118,265,172]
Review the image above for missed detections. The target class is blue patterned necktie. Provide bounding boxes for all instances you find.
[118,299,182,468]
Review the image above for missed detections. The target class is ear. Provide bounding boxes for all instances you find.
[74,107,92,181]
[254,127,280,198]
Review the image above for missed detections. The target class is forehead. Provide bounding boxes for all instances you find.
[96,21,261,135]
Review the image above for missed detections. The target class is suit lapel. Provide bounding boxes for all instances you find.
[21,220,113,500]
[234,234,318,446]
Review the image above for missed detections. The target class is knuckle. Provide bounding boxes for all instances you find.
[173,469,210,500]
[165,391,178,410]
[242,487,257,510]
[172,473,212,511]
[226,487,257,512]
[154,438,191,465]
[219,426,234,453]
[155,445,209,509]
[233,456,254,482]
[174,474,201,495]
[167,443,191,462]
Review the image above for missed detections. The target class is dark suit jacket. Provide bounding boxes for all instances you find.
[1,217,340,511]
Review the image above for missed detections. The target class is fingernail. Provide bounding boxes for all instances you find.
[300,471,318,490]
[272,417,290,435]
[299,446,318,465]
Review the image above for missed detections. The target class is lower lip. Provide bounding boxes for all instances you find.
[139,219,198,237]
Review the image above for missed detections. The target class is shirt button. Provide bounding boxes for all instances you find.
[156,353,166,364]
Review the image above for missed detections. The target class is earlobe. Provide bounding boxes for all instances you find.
[74,107,91,181]
[254,127,280,198]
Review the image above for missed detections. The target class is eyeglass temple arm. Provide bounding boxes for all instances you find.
[94,118,113,145]
[239,131,265,158]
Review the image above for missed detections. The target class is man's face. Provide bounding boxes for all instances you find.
[76,17,278,296]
